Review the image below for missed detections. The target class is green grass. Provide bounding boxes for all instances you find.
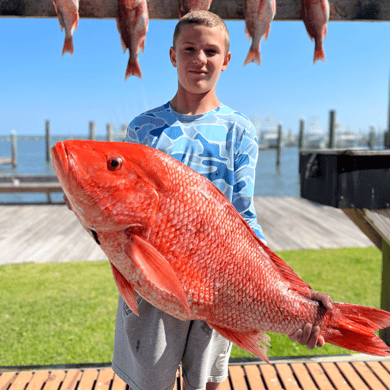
[0,246,383,366]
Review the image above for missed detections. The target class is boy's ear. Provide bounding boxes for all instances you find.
[169,46,177,68]
[221,51,231,72]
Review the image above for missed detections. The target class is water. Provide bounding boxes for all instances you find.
[0,136,300,203]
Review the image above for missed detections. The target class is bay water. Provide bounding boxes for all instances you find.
[0,136,300,203]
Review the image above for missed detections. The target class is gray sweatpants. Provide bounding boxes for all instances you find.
[112,295,232,390]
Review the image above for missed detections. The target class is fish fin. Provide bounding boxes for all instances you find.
[313,45,325,63]
[125,234,190,316]
[244,48,261,66]
[110,263,139,316]
[210,323,270,363]
[125,58,142,79]
[73,12,79,32]
[325,303,390,356]
[140,37,146,54]
[62,37,74,56]
[116,18,127,52]
[244,23,251,41]
[264,24,271,41]
[52,0,63,31]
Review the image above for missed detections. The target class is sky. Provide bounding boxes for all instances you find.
[1,15,390,138]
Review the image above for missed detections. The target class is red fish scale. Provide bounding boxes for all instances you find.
[145,161,314,335]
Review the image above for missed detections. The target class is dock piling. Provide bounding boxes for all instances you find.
[276,123,282,168]
[45,120,51,162]
[10,130,17,167]
[328,110,336,149]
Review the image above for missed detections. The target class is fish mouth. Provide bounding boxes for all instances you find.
[51,142,70,185]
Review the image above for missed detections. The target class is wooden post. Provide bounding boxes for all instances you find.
[1,0,390,20]
[368,126,375,150]
[298,118,305,150]
[343,208,390,346]
[89,121,96,140]
[121,124,127,141]
[380,239,390,346]
[276,123,282,168]
[45,120,51,162]
[385,74,390,149]
[10,130,17,167]
[107,123,113,142]
[328,110,336,149]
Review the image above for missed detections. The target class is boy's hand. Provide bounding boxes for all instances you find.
[289,291,333,349]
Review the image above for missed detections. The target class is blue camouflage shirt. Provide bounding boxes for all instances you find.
[126,102,265,242]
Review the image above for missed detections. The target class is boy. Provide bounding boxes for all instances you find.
[112,11,332,390]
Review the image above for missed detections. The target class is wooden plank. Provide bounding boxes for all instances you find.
[0,372,17,390]
[60,370,82,390]
[111,374,127,390]
[320,362,352,390]
[343,209,384,249]
[25,371,49,390]
[78,369,98,390]
[8,372,33,390]
[219,376,232,390]
[274,363,300,390]
[0,0,389,20]
[95,368,114,390]
[336,362,369,390]
[366,361,390,389]
[290,363,318,389]
[352,361,387,390]
[243,365,266,390]
[228,366,247,390]
[42,371,66,390]
[305,362,335,390]
[258,364,283,390]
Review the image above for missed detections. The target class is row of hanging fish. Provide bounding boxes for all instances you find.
[52,0,330,79]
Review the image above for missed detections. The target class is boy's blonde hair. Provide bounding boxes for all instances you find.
[173,11,230,55]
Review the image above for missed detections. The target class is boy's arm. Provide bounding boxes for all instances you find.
[232,124,265,243]
[234,123,331,349]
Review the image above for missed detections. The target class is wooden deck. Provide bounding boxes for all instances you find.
[0,197,374,265]
[1,355,390,390]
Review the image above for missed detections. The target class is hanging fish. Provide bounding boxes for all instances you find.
[117,0,149,79]
[301,0,330,63]
[52,0,79,55]
[244,0,276,66]
[178,0,213,19]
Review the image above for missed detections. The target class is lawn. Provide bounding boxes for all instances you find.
[0,246,383,366]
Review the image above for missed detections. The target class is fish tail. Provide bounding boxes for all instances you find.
[325,303,390,356]
[313,43,325,63]
[244,47,261,66]
[125,58,142,79]
[62,36,74,56]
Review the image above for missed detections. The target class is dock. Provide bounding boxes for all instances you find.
[1,354,390,390]
[0,197,373,266]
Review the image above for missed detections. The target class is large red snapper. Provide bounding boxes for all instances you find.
[301,0,330,63]
[51,140,390,362]
[52,0,79,55]
[116,0,149,79]
[244,0,276,66]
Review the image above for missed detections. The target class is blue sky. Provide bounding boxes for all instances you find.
[1,16,389,137]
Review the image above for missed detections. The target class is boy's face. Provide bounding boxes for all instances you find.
[170,24,231,97]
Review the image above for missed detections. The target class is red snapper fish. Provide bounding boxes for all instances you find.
[301,0,330,63]
[244,0,276,66]
[52,0,79,55]
[51,140,390,362]
[178,0,213,19]
[117,0,149,79]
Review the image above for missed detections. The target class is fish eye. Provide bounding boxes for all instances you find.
[108,156,123,171]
